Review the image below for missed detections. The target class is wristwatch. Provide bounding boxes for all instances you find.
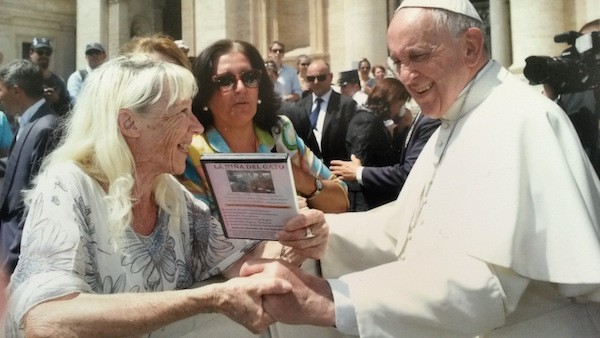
[305,177,323,201]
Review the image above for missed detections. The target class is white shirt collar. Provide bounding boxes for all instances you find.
[312,88,333,103]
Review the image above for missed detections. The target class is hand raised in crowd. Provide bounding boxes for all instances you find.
[212,274,293,333]
[240,259,335,327]
[330,154,363,182]
[43,86,60,104]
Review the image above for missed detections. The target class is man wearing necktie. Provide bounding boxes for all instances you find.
[293,59,356,166]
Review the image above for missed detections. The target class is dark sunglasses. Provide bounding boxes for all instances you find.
[212,70,262,92]
[271,48,284,53]
[306,74,328,82]
[35,49,52,56]
[300,63,310,67]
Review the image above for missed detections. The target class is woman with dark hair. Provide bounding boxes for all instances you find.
[347,78,410,166]
[343,78,412,210]
[179,39,348,215]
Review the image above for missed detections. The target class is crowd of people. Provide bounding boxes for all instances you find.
[0,0,599,336]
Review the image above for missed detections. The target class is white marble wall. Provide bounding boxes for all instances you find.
[0,0,76,79]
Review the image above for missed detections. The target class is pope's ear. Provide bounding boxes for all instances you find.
[463,27,485,67]
[117,109,141,138]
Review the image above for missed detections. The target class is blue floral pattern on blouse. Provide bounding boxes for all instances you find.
[6,162,257,337]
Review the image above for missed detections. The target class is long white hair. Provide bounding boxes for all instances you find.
[28,54,198,238]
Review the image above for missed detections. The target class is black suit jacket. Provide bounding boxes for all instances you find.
[0,102,60,274]
[361,114,440,207]
[293,90,356,165]
[278,104,320,156]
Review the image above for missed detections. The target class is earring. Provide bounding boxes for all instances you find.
[202,106,208,111]
[257,99,262,105]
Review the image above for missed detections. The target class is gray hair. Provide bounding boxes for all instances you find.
[0,59,43,98]
[429,8,490,55]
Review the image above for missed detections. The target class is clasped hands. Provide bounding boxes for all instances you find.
[220,208,334,333]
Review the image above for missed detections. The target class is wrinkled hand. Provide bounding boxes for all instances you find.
[240,259,335,327]
[330,154,362,181]
[276,208,329,262]
[215,275,292,333]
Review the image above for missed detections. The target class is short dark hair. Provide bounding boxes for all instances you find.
[268,41,285,52]
[0,59,44,98]
[366,78,410,119]
[359,58,371,68]
[192,39,281,131]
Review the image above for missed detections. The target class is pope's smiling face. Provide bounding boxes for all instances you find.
[387,8,474,118]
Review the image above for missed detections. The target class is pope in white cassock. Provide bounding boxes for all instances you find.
[240,0,600,337]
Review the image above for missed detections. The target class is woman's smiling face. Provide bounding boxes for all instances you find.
[136,91,203,176]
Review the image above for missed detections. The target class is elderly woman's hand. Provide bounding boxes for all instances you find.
[275,208,329,263]
[213,275,292,333]
[239,259,335,327]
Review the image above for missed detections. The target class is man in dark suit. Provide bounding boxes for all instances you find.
[0,59,61,274]
[291,59,356,165]
[331,111,440,208]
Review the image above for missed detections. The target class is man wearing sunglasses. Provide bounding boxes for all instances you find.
[292,59,356,166]
[29,37,71,116]
[267,41,302,103]
[67,42,107,102]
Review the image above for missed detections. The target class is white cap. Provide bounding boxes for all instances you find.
[397,0,482,22]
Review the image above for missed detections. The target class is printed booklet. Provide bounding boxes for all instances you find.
[201,153,299,240]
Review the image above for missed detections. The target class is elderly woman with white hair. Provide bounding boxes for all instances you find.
[5,54,329,337]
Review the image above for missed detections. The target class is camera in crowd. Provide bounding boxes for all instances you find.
[524,31,600,94]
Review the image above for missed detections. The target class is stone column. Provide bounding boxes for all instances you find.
[76,0,108,68]
[489,0,511,68]
[181,0,196,56]
[584,0,600,23]
[329,0,388,77]
[108,0,131,59]
[308,0,326,55]
[509,0,568,73]
[192,0,227,51]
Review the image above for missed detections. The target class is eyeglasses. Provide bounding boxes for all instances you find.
[270,48,284,54]
[300,63,310,67]
[212,70,262,92]
[306,74,328,82]
[35,49,52,56]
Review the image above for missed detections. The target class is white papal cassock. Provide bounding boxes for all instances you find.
[322,60,600,337]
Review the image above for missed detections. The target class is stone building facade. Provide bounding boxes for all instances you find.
[0,0,598,83]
